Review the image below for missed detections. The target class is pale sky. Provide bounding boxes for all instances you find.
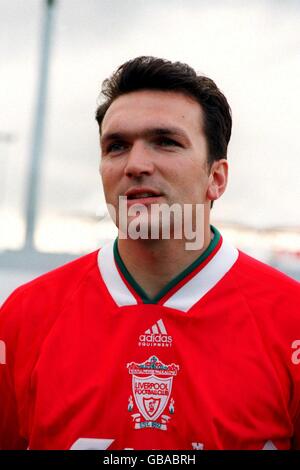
[1,0,300,252]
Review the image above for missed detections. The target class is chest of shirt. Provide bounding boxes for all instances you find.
[21,302,292,449]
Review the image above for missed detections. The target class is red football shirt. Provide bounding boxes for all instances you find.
[0,227,300,449]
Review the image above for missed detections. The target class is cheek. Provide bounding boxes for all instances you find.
[101,162,118,185]
[181,165,208,188]
[100,167,117,202]
[184,170,210,201]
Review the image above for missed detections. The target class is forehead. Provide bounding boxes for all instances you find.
[101,90,204,137]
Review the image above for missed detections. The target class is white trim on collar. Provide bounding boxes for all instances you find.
[98,240,137,307]
[97,238,239,311]
[163,238,239,312]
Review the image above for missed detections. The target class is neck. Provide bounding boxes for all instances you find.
[117,223,213,300]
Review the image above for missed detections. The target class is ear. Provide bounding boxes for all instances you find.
[207,159,228,202]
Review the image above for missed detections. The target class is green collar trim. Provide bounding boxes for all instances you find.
[114,225,221,304]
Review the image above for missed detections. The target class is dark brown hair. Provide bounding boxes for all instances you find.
[95,56,232,165]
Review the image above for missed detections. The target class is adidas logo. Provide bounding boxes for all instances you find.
[139,319,173,348]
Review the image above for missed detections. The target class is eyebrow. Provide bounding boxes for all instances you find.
[101,127,189,146]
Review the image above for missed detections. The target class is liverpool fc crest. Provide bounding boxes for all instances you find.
[127,356,179,431]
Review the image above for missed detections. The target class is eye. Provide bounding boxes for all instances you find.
[106,141,127,153]
[156,137,181,148]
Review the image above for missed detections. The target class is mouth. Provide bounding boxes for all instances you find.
[127,193,159,200]
[125,188,163,205]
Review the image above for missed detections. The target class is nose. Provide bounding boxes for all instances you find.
[124,141,154,178]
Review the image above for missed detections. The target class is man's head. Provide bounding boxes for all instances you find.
[96,56,231,238]
[96,56,232,166]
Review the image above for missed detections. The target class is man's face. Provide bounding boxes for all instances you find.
[100,90,216,232]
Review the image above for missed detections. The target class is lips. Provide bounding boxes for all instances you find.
[128,193,157,199]
[125,187,162,200]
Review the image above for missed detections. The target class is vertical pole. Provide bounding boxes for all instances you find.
[24,0,56,251]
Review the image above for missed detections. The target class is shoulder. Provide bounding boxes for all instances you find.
[1,249,99,309]
[233,250,299,301]
[0,250,100,349]
[228,249,299,337]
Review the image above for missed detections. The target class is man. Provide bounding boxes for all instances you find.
[0,56,299,450]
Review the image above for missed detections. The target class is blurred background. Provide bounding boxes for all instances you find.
[1,0,300,302]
